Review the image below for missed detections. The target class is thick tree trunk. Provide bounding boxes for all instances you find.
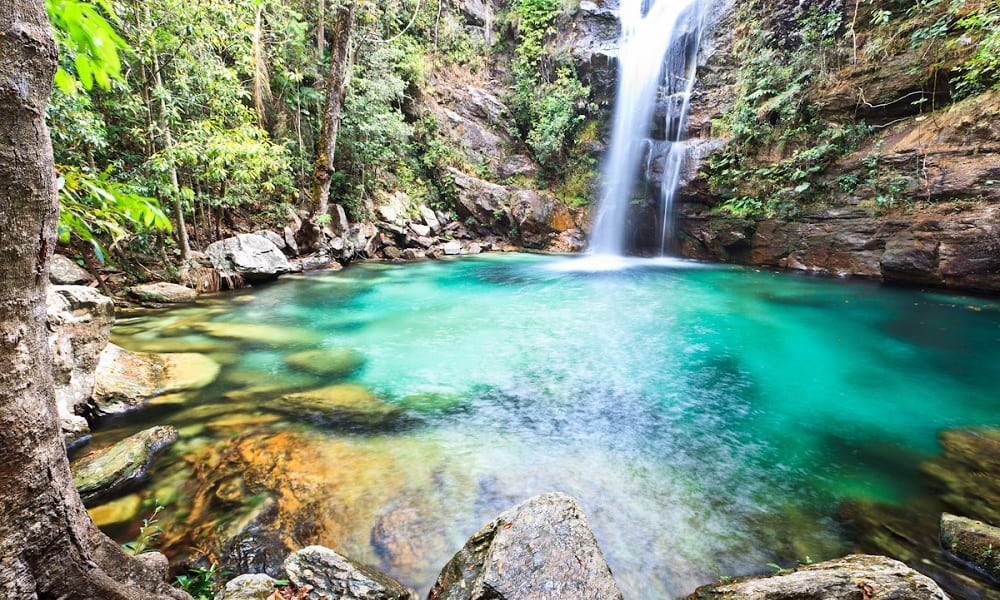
[0,2,186,599]
[309,2,355,218]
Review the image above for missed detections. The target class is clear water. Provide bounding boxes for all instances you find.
[589,0,706,255]
[98,254,1000,597]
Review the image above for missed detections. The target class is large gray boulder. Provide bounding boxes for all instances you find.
[71,425,178,506]
[206,233,297,283]
[282,545,412,600]
[940,513,1000,582]
[448,168,512,230]
[686,554,949,600]
[428,492,623,600]
[46,285,115,446]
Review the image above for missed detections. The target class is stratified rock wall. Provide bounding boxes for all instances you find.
[674,0,1000,293]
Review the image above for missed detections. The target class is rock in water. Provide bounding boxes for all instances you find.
[72,425,179,506]
[284,347,365,378]
[206,233,297,283]
[93,343,221,415]
[940,513,1000,582]
[271,384,401,427]
[428,492,623,600]
[686,555,949,600]
[130,282,198,304]
[283,545,412,600]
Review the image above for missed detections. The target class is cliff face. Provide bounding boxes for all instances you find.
[675,0,1000,293]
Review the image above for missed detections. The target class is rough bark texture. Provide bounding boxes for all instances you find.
[0,2,186,598]
[309,2,355,219]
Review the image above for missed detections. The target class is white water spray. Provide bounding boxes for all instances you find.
[589,0,707,256]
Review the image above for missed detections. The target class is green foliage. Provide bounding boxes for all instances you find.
[121,505,165,556]
[953,2,1000,96]
[46,0,128,93]
[174,564,227,600]
[508,0,591,170]
[57,166,172,264]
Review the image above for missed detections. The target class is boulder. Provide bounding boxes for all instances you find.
[686,555,949,600]
[330,204,351,237]
[256,229,287,251]
[49,253,93,285]
[71,425,179,506]
[93,343,221,415]
[206,233,296,283]
[214,574,279,600]
[271,384,402,427]
[448,168,512,228]
[283,226,300,255]
[130,282,199,304]
[428,492,623,600]
[193,322,322,347]
[940,513,1000,582]
[284,347,366,378]
[419,206,442,234]
[283,545,412,600]
[441,241,463,256]
[46,285,115,445]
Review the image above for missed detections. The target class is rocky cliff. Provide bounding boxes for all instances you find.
[674,0,1000,293]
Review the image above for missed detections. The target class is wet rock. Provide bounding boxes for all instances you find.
[401,249,424,260]
[509,189,579,248]
[372,502,450,586]
[686,554,948,600]
[214,573,279,600]
[923,428,1000,525]
[94,343,221,415]
[72,425,179,505]
[50,253,94,285]
[284,347,365,378]
[272,384,401,427]
[194,321,322,347]
[283,545,412,600]
[206,233,297,283]
[47,285,115,443]
[87,493,143,528]
[940,513,1000,582]
[428,492,623,600]
[130,282,199,304]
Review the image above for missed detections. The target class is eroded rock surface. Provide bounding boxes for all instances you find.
[428,492,623,600]
[686,554,949,600]
[283,545,412,600]
[94,343,221,414]
[940,513,1000,583]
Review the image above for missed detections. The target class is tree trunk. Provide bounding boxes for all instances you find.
[0,3,187,599]
[317,0,325,56]
[309,2,355,219]
[147,6,191,262]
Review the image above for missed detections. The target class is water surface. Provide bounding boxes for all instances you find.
[97,253,1000,597]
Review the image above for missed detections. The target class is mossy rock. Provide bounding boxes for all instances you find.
[398,390,464,414]
[271,384,401,427]
[72,425,179,506]
[87,494,143,528]
[93,344,221,415]
[283,347,365,378]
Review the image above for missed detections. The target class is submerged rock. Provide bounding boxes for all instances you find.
[130,282,199,304]
[284,347,365,378]
[940,513,1000,583]
[206,233,297,283]
[428,492,623,600]
[93,343,221,414]
[194,321,322,347]
[283,545,412,600]
[87,493,143,528]
[271,384,401,427]
[72,425,179,506]
[686,554,949,600]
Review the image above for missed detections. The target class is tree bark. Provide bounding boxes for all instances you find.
[309,2,355,219]
[0,2,187,598]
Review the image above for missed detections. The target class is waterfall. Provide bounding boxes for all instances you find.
[589,0,707,256]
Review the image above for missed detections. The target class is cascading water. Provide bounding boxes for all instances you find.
[589,0,707,256]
